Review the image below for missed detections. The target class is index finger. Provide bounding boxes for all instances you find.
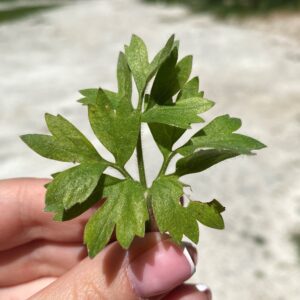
[0,178,97,251]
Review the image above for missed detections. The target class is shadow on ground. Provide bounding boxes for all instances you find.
[143,0,300,16]
[0,0,75,23]
[291,233,300,265]
[0,5,56,23]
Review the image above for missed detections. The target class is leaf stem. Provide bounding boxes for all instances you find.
[137,91,144,111]
[136,93,147,187]
[145,192,158,232]
[157,151,176,178]
[106,161,133,180]
[137,131,147,187]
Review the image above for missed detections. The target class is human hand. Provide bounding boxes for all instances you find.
[0,178,212,299]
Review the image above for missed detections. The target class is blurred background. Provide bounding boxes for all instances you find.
[1,0,300,299]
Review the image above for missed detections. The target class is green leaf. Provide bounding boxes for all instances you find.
[21,114,102,163]
[88,89,140,166]
[125,34,175,95]
[145,51,199,154]
[45,114,101,161]
[117,51,132,100]
[176,149,239,176]
[148,123,185,158]
[21,34,267,257]
[79,88,98,99]
[148,34,175,80]
[79,54,132,107]
[79,89,119,108]
[21,134,78,163]
[21,114,102,162]
[142,97,214,129]
[84,179,149,257]
[177,76,200,100]
[150,176,199,243]
[78,52,132,108]
[78,88,98,105]
[125,35,149,95]
[46,162,106,210]
[178,115,266,156]
[147,77,203,157]
[47,174,121,221]
[151,50,193,105]
[188,200,225,229]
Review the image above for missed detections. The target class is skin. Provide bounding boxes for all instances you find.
[0,178,211,300]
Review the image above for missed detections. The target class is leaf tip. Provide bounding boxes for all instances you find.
[168,33,175,43]
[44,112,54,120]
[86,244,97,258]
[77,98,86,105]
[186,55,193,63]
[44,182,50,189]
[19,134,26,141]
[20,134,31,145]
[206,99,215,108]
[130,33,141,43]
[257,141,267,150]
[118,50,126,60]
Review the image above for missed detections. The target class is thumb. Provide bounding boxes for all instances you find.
[30,233,196,300]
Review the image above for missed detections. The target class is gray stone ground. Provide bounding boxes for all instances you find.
[1,0,300,299]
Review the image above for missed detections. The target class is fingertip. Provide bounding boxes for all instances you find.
[196,283,212,300]
[127,234,197,298]
[163,284,212,300]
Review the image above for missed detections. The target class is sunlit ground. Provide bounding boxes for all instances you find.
[1,0,300,299]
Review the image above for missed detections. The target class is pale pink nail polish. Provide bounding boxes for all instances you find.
[127,242,195,298]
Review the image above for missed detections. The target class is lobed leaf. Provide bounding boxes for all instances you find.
[150,47,178,105]
[148,34,175,81]
[88,89,140,166]
[147,123,184,158]
[79,89,119,108]
[21,114,101,163]
[177,76,201,100]
[46,162,106,211]
[117,52,132,100]
[84,179,149,257]
[142,97,214,129]
[147,77,204,157]
[147,51,209,157]
[176,149,239,176]
[150,175,199,243]
[125,34,175,95]
[150,49,193,105]
[178,115,266,156]
[124,35,150,95]
[45,114,101,161]
[21,134,78,163]
[188,199,225,229]
[46,174,121,221]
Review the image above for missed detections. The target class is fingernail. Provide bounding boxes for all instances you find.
[182,241,198,265]
[196,283,212,300]
[127,241,195,298]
